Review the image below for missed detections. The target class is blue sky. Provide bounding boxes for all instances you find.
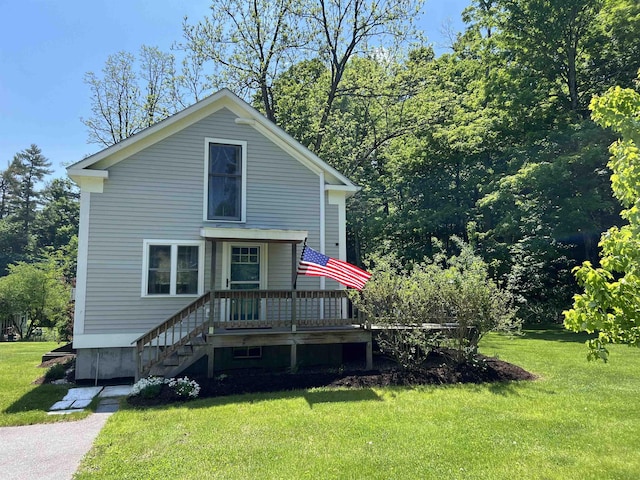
[0,0,468,180]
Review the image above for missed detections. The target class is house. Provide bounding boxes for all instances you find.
[68,89,373,381]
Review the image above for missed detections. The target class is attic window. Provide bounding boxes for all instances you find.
[206,139,247,222]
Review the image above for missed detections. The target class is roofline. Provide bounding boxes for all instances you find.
[67,89,357,189]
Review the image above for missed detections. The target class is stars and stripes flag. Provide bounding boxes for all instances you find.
[297,245,371,290]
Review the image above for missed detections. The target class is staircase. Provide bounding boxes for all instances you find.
[148,335,208,377]
[134,292,211,380]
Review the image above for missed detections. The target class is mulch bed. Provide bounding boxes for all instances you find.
[127,352,536,407]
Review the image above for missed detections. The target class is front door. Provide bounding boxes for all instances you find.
[229,245,262,320]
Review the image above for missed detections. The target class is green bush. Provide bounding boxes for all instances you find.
[44,363,66,381]
[352,238,520,368]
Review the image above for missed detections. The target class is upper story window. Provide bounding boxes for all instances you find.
[205,138,247,222]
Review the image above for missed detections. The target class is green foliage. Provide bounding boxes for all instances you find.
[564,77,640,360]
[44,363,66,382]
[352,239,518,367]
[0,258,71,340]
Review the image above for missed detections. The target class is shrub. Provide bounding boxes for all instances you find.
[352,238,519,369]
[44,363,66,382]
[129,376,201,401]
[167,376,200,398]
[130,376,166,399]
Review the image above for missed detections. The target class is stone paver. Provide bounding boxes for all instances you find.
[99,385,132,397]
[50,400,75,411]
[62,386,103,401]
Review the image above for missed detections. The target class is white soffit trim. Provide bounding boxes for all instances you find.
[200,227,307,243]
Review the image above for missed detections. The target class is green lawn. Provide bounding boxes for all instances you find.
[0,341,89,426]
[75,327,640,479]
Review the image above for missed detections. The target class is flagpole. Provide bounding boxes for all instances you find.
[293,238,307,290]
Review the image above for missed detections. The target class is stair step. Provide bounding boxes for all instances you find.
[149,365,167,376]
[177,345,193,356]
[191,336,206,346]
[163,353,180,366]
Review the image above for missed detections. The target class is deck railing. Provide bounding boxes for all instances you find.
[134,289,365,378]
[209,289,363,329]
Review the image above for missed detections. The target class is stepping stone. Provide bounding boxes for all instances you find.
[63,386,103,401]
[48,409,85,415]
[96,401,119,413]
[71,398,93,409]
[50,400,75,410]
[99,385,132,398]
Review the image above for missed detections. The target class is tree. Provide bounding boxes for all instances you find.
[83,46,185,147]
[7,144,52,236]
[564,77,640,360]
[0,258,70,339]
[180,0,306,122]
[33,178,79,252]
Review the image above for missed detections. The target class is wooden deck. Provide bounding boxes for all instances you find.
[134,290,371,379]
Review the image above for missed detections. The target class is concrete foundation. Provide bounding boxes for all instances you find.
[75,347,136,381]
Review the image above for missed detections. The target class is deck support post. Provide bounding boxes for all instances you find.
[207,346,215,378]
[366,337,373,370]
[290,343,297,371]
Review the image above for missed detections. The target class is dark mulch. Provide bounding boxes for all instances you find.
[127,352,536,407]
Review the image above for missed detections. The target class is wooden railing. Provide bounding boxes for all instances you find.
[134,291,211,378]
[134,289,365,378]
[209,289,363,329]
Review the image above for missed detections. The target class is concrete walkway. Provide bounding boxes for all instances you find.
[0,385,132,480]
[0,411,112,480]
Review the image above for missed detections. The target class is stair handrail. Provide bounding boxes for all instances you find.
[134,291,211,378]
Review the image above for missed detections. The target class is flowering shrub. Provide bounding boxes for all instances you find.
[167,376,201,398]
[130,376,166,398]
[129,376,201,400]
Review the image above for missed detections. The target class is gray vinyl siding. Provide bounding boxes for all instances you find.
[83,107,327,335]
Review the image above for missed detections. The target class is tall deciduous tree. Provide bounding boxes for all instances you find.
[83,46,185,147]
[564,79,640,360]
[180,0,306,122]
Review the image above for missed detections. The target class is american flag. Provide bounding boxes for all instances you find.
[297,246,371,290]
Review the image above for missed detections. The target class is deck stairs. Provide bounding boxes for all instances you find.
[148,334,208,378]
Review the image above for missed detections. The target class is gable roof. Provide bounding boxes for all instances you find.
[68,88,358,193]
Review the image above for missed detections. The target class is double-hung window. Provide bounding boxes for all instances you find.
[205,139,247,222]
[143,240,204,296]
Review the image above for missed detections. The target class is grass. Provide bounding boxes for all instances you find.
[76,327,640,480]
[0,341,89,426]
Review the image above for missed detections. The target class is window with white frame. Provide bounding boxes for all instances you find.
[143,241,204,296]
[206,139,246,221]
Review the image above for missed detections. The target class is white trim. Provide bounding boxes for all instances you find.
[328,191,347,261]
[141,239,205,297]
[319,172,326,293]
[73,190,91,337]
[67,169,109,178]
[67,89,358,191]
[69,176,106,193]
[200,227,307,242]
[74,333,142,349]
[203,137,247,223]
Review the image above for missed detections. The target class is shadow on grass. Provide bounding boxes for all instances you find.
[521,326,595,344]
[126,386,384,412]
[303,388,382,408]
[3,383,68,415]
